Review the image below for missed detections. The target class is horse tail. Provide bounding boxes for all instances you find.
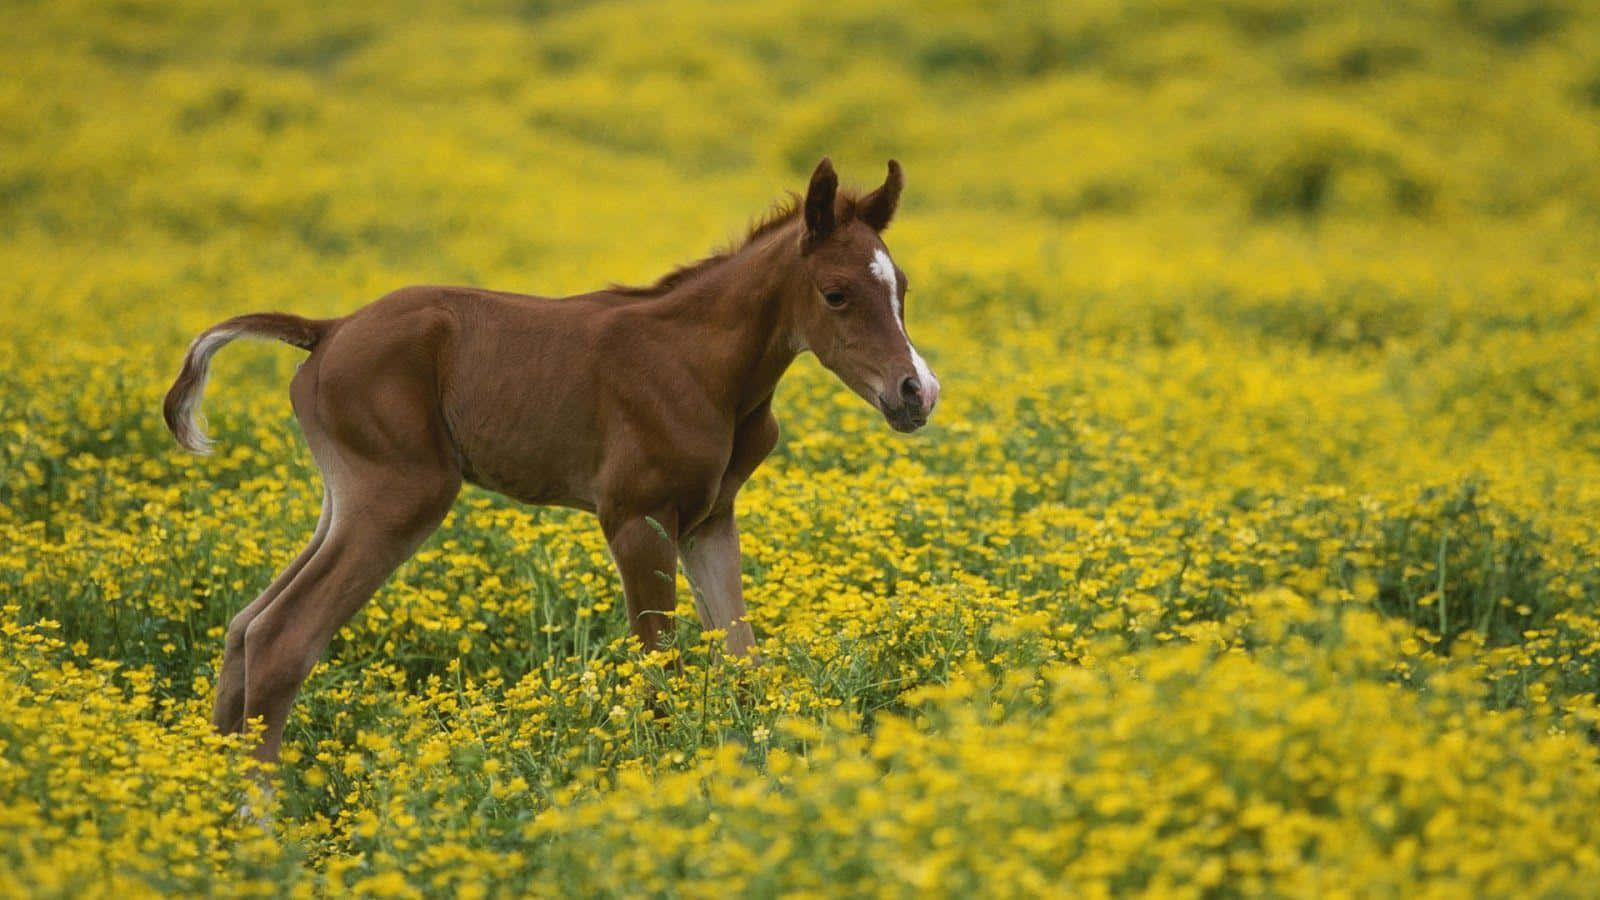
[163,312,332,454]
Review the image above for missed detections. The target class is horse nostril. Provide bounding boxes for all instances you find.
[899,376,922,405]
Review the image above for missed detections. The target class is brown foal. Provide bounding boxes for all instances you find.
[164,158,940,762]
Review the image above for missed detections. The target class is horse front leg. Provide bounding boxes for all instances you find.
[679,511,757,658]
[603,509,683,653]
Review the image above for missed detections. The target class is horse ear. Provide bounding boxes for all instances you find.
[858,159,903,232]
[802,157,838,253]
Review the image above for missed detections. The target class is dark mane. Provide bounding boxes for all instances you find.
[610,190,861,297]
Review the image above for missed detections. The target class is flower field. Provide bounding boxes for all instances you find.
[5,0,1600,895]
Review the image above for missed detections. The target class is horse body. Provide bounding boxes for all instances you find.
[165,159,937,762]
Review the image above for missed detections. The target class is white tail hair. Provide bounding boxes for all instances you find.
[163,313,328,454]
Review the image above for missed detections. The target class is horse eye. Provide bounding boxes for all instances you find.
[823,290,848,308]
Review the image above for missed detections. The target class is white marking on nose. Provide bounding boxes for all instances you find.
[870,248,940,409]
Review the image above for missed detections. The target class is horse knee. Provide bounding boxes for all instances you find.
[224,609,255,656]
[242,617,317,699]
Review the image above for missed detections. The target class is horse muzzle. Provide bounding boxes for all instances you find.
[878,396,932,433]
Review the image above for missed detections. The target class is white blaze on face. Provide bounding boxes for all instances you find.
[870,248,939,408]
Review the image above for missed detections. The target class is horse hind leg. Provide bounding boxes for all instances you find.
[233,308,465,762]
[213,491,332,735]
[238,460,460,762]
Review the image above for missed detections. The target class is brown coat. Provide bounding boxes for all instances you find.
[164,158,939,762]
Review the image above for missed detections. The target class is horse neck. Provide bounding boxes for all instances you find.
[649,229,804,417]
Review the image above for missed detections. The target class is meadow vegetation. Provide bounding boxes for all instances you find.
[4,0,1600,895]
